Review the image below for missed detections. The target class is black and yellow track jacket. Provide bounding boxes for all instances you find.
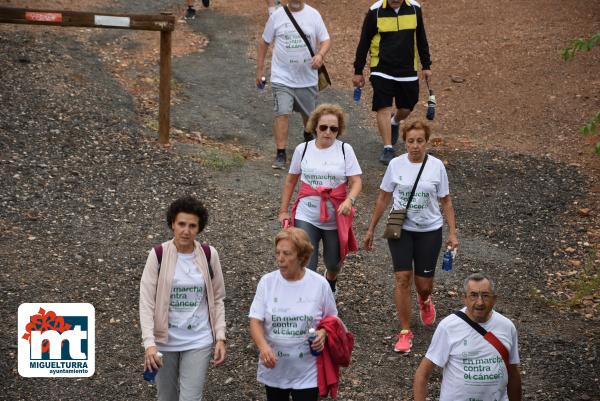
[353,0,431,78]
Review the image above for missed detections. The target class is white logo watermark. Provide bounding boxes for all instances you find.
[18,303,95,377]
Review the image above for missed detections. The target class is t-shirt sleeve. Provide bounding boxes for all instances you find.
[249,277,266,320]
[262,15,276,44]
[344,144,362,176]
[437,161,450,198]
[379,163,396,193]
[288,144,305,175]
[508,323,520,365]
[315,12,330,42]
[425,324,451,368]
[322,281,338,317]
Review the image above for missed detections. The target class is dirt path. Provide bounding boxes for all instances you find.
[0,1,599,400]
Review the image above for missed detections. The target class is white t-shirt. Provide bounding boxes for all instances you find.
[380,153,449,232]
[249,269,337,389]
[262,5,330,88]
[157,252,213,352]
[425,308,520,401]
[289,140,362,230]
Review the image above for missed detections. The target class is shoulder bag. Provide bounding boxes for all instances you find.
[453,310,510,371]
[382,154,428,239]
[283,5,331,91]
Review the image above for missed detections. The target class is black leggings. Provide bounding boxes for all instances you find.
[265,385,319,401]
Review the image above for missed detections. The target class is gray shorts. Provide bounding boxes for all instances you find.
[272,83,318,117]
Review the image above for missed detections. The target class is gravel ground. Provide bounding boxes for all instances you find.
[1,3,599,401]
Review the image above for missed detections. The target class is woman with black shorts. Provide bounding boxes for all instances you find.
[363,120,458,353]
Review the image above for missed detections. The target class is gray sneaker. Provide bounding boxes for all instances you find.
[379,148,396,165]
[272,152,286,169]
[391,113,400,145]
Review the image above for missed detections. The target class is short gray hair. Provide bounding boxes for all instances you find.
[463,273,496,294]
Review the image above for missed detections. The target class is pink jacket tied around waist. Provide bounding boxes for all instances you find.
[291,182,358,264]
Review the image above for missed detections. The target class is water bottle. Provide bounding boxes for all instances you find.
[257,76,266,91]
[143,351,163,384]
[307,328,322,357]
[353,87,362,102]
[442,246,453,272]
[426,90,436,121]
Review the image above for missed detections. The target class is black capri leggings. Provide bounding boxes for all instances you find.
[387,228,442,277]
[265,386,319,401]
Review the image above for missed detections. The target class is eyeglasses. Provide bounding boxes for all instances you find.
[466,292,494,301]
[318,124,339,133]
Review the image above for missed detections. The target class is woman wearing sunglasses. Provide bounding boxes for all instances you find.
[279,103,362,297]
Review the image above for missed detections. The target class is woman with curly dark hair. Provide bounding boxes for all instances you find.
[140,195,226,401]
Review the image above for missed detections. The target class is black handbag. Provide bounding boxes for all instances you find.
[382,155,428,239]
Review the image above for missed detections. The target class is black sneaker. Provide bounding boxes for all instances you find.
[185,7,196,19]
[303,131,314,142]
[379,147,396,165]
[272,152,286,169]
[202,0,210,7]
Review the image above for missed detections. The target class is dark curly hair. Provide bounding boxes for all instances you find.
[166,196,209,233]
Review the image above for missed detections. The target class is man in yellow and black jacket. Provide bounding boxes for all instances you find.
[353,0,431,165]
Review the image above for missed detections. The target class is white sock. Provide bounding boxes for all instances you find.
[384,145,393,150]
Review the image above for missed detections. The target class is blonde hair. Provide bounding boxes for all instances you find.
[305,103,347,137]
[402,120,431,142]
[275,227,314,267]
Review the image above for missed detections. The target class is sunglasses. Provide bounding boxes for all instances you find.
[318,124,339,133]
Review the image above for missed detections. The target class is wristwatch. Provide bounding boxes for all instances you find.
[349,196,356,206]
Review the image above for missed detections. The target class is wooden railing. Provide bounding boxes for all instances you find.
[0,7,176,143]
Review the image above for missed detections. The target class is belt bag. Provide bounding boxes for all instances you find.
[283,5,331,91]
[382,154,428,239]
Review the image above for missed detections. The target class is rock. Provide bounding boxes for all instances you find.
[568,260,581,267]
[451,75,465,83]
[565,247,576,254]
[577,208,591,217]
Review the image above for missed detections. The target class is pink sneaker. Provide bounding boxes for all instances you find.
[394,330,413,353]
[419,296,436,326]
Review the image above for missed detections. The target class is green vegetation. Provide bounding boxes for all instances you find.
[195,147,245,171]
[566,251,600,310]
[563,32,600,155]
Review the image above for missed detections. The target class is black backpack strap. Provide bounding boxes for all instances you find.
[201,243,214,280]
[342,142,346,161]
[301,141,309,161]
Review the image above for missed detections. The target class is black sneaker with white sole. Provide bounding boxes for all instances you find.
[272,152,286,169]
[185,7,196,19]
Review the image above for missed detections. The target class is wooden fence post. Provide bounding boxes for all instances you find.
[159,14,172,144]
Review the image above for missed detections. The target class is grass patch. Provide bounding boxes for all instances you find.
[143,117,159,132]
[566,253,600,309]
[195,147,245,171]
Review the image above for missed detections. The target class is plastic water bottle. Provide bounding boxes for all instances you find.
[307,328,322,356]
[441,247,453,272]
[353,87,362,102]
[442,246,453,272]
[143,352,163,384]
[257,76,266,91]
[426,91,436,121]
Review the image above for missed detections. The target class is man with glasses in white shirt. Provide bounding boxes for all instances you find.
[414,273,522,401]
